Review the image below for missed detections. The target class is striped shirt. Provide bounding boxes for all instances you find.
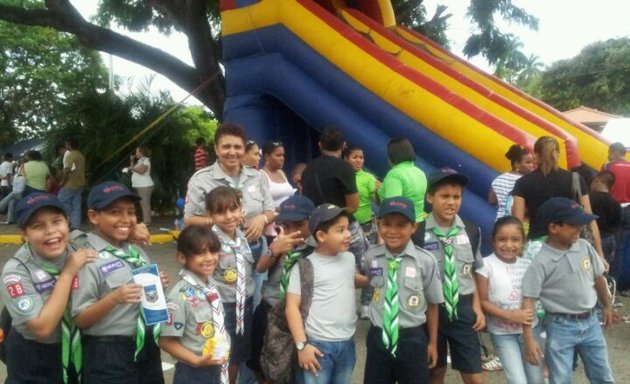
[194,146,209,171]
[491,172,522,221]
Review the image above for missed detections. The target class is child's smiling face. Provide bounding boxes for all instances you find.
[22,207,69,259]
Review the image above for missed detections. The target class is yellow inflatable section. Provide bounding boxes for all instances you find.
[223,0,540,172]
[394,26,612,169]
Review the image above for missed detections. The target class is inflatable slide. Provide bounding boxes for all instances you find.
[219,0,611,251]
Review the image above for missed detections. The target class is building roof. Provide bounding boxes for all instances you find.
[563,106,625,125]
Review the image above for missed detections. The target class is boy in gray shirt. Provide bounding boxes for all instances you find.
[286,204,367,384]
[522,197,614,384]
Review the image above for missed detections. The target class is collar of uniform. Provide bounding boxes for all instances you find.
[424,213,464,231]
[15,243,69,270]
[540,240,582,270]
[298,236,317,250]
[87,232,132,254]
[180,268,208,287]
[209,160,258,182]
[211,224,246,245]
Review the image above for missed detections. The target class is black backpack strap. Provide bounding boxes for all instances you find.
[462,219,481,255]
[411,220,426,248]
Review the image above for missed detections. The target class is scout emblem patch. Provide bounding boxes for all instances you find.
[223,268,237,284]
[407,295,422,307]
[581,256,591,271]
[197,321,215,338]
[144,284,159,303]
[461,263,472,276]
[372,288,381,303]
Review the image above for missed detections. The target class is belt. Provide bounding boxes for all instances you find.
[548,310,593,320]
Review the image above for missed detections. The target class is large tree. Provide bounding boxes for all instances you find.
[537,38,630,115]
[0,18,108,144]
[0,0,537,118]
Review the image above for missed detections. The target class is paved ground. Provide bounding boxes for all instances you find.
[0,219,629,382]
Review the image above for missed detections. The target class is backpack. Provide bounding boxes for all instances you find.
[0,306,11,363]
[260,258,314,383]
[411,219,481,254]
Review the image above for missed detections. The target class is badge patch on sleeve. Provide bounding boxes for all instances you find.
[6,281,25,298]
[15,296,34,313]
[72,276,80,290]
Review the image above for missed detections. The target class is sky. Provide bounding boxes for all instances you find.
[72,0,630,103]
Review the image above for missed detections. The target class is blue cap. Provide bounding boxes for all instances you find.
[538,197,598,228]
[378,197,416,223]
[15,193,65,228]
[276,195,315,222]
[88,181,140,210]
[428,167,469,190]
[308,204,346,234]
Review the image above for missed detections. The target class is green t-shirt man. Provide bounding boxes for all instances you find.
[378,161,427,222]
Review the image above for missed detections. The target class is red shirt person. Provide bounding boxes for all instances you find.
[602,142,630,204]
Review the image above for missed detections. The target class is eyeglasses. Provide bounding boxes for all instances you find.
[245,140,256,146]
[270,141,283,147]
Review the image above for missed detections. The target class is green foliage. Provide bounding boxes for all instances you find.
[44,91,217,213]
[0,19,109,144]
[463,0,538,65]
[536,38,630,115]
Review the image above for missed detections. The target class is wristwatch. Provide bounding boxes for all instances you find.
[295,341,306,351]
[263,248,275,259]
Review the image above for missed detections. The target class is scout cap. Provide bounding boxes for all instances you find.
[378,197,415,223]
[276,195,315,222]
[308,203,346,234]
[15,192,65,229]
[88,181,140,210]
[428,167,469,192]
[538,197,598,228]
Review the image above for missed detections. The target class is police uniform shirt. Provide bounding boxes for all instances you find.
[522,238,605,314]
[421,214,484,296]
[70,233,151,336]
[364,241,444,329]
[183,162,274,221]
[0,244,70,343]
[211,226,255,303]
[261,237,316,307]
[162,272,228,356]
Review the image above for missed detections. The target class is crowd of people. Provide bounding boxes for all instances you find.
[0,122,625,384]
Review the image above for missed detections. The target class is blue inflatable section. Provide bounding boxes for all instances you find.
[223,24,499,254]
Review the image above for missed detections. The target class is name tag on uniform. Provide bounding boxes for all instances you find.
[455,234,470,245]
[370,267,383,276]
[405,267,417,278]
[34,278,56,293]
[247,185,256,193]
[423,242,439,251]
[99,260,125,276]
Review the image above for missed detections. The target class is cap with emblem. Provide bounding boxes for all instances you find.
[308,204,346,234]
[276,195,315,222]
[538,197,598,230]
[88,181,140,210]
[15,192,66,228]
[427,167,469,192]
[378,197,416,223]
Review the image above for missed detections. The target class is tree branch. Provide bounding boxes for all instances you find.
[0,1,223,116]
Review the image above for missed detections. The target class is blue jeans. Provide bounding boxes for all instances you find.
[0,191,20,223]
[58,187,82,229]
[302,339,356,384]
[545,313,614,384]
[490,327,545,384]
